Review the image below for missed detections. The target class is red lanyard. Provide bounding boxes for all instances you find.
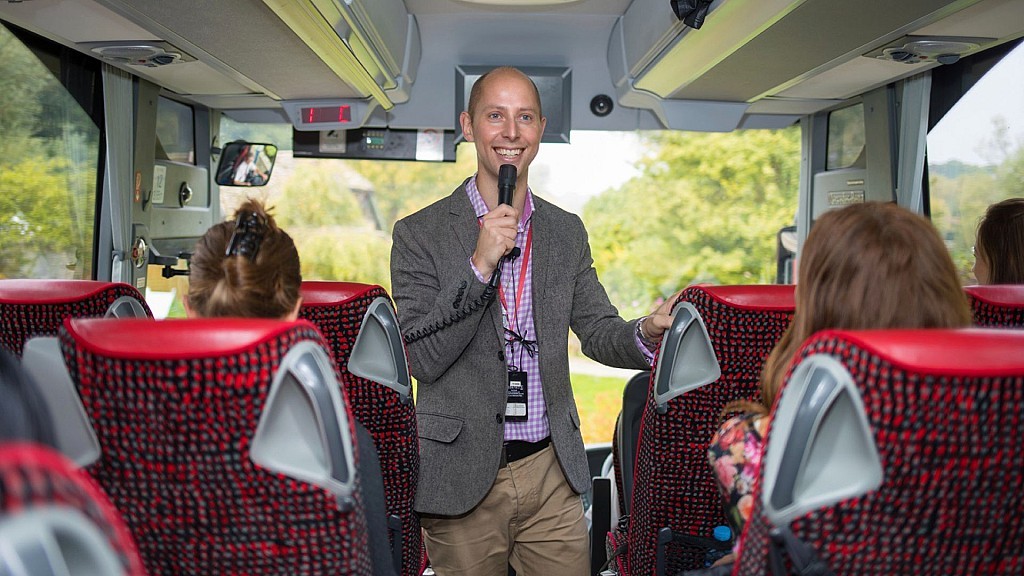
[498,224,533,329]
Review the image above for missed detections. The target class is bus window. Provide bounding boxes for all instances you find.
[206,124,799,443]
[155,96,195,164]
[827,104,866,170]
[928,42,1024,284]
[0,23,101,281]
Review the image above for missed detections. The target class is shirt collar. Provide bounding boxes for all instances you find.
[466,174,534,232]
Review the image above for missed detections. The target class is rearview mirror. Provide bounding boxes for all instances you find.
[215,141,278,187]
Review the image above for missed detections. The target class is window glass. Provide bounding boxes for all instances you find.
[928,43,1024,283]
[155,96,195,163]
[0,24,100,280]
[209,121,801,443]
[826,104,865,170]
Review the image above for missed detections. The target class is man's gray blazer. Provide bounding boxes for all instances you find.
[391,182,650,516]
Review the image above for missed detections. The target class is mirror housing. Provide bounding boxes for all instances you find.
[215,141,278,187]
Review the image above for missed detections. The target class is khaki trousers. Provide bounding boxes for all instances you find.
[421,444,589,576]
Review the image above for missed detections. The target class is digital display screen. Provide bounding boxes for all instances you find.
[301,105,352,124]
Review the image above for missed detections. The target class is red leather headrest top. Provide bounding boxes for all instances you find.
[812,328,1024,376]
[695,284,796,312]
[65,317,319,360]
[963,285,1024,308]
[299,281,380,306]
[0,280,130,304]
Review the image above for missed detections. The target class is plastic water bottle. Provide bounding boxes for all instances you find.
[703,525,732,567]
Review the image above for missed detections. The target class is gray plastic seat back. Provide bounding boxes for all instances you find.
[761,353,883,525]
[250,341,358,508]
[0,508,126,576]
[651,301,721,413]
[20,337,100,467]
[347,296,412,404]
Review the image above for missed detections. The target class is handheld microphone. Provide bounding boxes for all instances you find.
[498,164,516,207]
[487,164,520,291]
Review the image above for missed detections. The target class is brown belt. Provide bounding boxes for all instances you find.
[500,436,551,468]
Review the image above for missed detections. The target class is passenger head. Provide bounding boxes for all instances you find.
[973,197,1024,284]
[186,199,302,320]
[460,66,546,195]
[759,202,971,410]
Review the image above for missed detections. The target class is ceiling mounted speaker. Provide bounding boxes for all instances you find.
[87,42,191,67]
[867,35,992,65]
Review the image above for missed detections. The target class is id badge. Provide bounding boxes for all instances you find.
[505,371,528,422]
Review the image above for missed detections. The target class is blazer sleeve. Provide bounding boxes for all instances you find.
[391,214,496,384]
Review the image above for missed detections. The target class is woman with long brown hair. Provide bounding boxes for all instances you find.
[708,201,971,543]
[973,197,1024,285]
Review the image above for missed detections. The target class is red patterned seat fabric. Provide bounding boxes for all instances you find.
[619,284,794,575]
[300,281,423,576]
[0,442,147,576]
[0,279,152,356]
[736,328,1024,576]
[59,317,372,576]
[964,285,1024,327]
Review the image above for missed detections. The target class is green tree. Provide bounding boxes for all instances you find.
[584,128,800,317]
[349,144,479,231]
[274,163,365,228]
[0,157,81,278]
[0,28,48,164]
[295,228,393,290]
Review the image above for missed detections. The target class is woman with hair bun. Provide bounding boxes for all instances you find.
[185,199,302,320]
[185,198,396,575]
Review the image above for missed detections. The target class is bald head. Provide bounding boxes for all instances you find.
[467,66,543,119]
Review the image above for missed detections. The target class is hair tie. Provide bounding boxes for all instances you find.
[225,210,267,261]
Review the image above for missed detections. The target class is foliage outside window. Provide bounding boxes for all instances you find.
[0,24,99,280]
[928,42,1024,284]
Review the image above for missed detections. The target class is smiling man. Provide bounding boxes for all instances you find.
[390,66,675,576]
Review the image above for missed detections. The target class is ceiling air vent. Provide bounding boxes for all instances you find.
[867,36,992,65]
[88,42,191,67]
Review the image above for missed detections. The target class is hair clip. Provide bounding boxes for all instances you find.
[225,210,267,261]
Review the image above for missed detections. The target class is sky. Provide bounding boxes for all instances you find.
[530,131,646,213]
[927,42,1024,166]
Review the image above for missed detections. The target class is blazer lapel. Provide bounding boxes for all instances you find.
[527,199,550,349]
[448,184,479,259]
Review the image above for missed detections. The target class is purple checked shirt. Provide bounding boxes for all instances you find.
[467,176,655,442]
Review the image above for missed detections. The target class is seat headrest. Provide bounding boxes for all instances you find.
[816,328,1024,375]
[963,284,1024,308]
[300,281,381,306]
[0,443,144,576]
[64,317,319,359]
[0,280,136,305]
[695,284,796,312]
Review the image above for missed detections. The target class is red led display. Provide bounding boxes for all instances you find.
[301,105,351,124]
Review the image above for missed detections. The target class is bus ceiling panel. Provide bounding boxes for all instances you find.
[99,0,369,102]
[632,0,985,104]
[386,12,643,132]
[0,0,364,104]
[261,0,421,111]
[0,0,159,46]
